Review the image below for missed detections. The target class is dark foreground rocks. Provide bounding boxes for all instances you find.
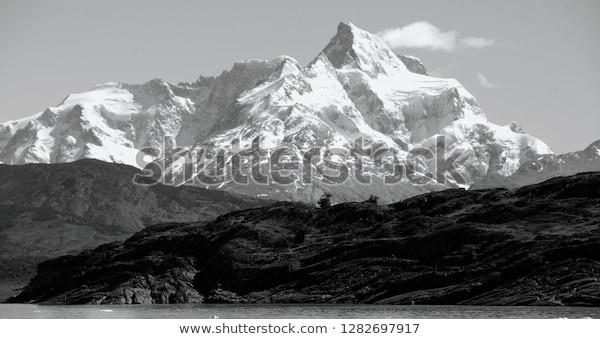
[0,159,272,300]
[9,172,600,306]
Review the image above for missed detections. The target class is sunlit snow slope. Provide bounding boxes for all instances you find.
[1,22,587,203]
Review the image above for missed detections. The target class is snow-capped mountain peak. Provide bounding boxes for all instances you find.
[320,22,408,77]
[0,22,585,203]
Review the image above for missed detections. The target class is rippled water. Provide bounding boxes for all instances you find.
[1,304,599,319]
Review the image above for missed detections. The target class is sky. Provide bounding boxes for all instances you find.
[0,0,599,153]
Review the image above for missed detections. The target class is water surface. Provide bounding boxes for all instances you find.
[1,304,599,319]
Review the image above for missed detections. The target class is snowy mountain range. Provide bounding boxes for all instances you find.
[1,22,597,202]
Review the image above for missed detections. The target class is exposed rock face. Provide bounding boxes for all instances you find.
[0,22,559,204]
[397,55,428,75]
[11,172,600,306]
[0,159,272,301]
[474,139,600,189]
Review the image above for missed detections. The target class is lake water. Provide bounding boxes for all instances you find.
[1,304,599,319]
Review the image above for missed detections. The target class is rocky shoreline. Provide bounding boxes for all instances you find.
[0,159,273,300]
[8,172,600,306]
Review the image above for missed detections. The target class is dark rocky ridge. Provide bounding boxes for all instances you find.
[9,172,600,306]
[0,159,272,301]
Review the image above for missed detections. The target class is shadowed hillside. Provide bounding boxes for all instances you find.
[9,172,600,306]
[0,159,272,301]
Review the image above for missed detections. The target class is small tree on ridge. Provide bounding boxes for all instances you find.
[318,192,333,208]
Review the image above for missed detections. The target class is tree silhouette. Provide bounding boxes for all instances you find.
[367,194,379,204]
[317,192,333,208]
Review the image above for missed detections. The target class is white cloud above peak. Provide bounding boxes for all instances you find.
[377,21,495,52]
[477,72,496,88]
[377,21,456,51]
[460,37,496,49]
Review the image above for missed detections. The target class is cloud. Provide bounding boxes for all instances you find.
[377,21,495,52]
[377,21,456,51]
[460,37,496,49]
[476,72,496,88]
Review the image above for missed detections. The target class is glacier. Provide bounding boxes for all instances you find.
[1,22,589,203]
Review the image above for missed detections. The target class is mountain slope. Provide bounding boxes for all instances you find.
[0,159,272,301]
[397,55,428,75]
[160,22,555,202]
[474,139,600,189]
[10,172,600,305]
[0,22,564,203]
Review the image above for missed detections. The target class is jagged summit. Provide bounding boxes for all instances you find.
[320,22,408,76]
[0,22,587,202]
